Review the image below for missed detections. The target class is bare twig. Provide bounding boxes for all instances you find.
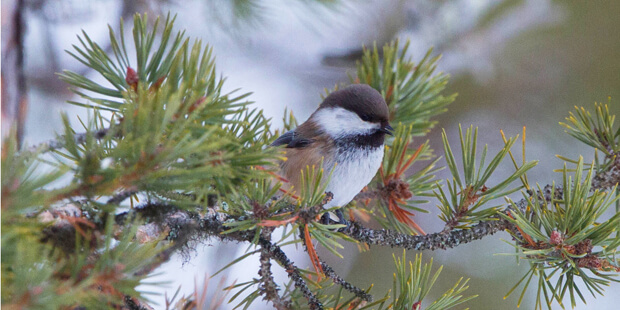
[342,217,510,251]
[257,237,323,310]
[123,296,154,310]
[1,0,28,146]
[298,228,373,302]
[259,249,292,310]
[258,224,292,310]
[25,128,110,153]
[320,261,373,302]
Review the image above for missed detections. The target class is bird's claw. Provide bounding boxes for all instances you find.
[320,209,349,231]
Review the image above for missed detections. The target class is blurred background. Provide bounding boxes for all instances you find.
[2,0,619,309]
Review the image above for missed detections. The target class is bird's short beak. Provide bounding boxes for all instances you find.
[380,123,394,136]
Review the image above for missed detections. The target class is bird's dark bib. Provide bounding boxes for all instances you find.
[337,131,386,149]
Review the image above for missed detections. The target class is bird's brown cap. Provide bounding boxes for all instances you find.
[319,84,389,123]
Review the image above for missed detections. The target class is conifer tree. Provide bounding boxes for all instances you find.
[2,13,619,310]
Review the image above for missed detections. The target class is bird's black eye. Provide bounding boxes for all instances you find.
[360,114,371,122]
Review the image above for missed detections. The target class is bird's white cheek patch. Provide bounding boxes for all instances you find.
[313,107,379,138]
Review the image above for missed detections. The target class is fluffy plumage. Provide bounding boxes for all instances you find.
[272,84,392,212]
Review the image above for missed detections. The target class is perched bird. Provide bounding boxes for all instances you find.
[271,84,393,224]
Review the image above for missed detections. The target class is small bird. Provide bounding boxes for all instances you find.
[271,84,393,224]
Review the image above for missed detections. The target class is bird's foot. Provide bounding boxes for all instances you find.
[320,209,349,230]
[335,209,349,230]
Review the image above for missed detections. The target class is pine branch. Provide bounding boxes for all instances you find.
[28,178,617,310]
[104,190,532,307]
[113,201,506,307]
[115,203,324,309]
[343,167,617,250]
[344,216,510,250]
[38,149,618,309]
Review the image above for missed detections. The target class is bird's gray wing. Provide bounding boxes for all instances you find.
[271,129,314,148]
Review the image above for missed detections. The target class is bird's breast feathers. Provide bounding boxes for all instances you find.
[324,146,384,208]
